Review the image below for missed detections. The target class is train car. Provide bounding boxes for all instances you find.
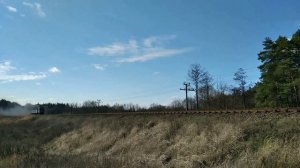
[31,105,48,115]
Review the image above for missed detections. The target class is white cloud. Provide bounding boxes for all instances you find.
[23,2,46,17]
[6,6,17,12]
[0,61,47,83]
[88,35,192,63]
[143,35,176,48]
[0,61,15,73]
[93,64,107,70]
[0,73,46,83]
[49,67,60,73]
[117,48,191,63]
[88,40,138,56]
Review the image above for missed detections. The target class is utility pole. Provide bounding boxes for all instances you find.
[180,82,195,111]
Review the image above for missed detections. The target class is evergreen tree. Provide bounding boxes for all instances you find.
[256,29,300,107]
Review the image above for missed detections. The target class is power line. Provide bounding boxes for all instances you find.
[180,82,194,111]
[104,86,179,103]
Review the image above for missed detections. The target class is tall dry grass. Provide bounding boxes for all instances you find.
[0,113,300,167]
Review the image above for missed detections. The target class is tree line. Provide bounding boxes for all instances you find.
[1,29,299,115]
[180,29,300,110]
[178,65,255,110]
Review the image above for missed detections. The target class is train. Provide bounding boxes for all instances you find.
[31,105,47,115]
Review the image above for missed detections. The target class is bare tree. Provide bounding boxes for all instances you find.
[201,71,213,109]
[188,64,204,110]
[82,100,97,107]
[216,80,229,109]
[169,99,184,110]
[234,68,247,108]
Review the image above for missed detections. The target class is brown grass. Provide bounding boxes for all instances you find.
[0,113,300,167]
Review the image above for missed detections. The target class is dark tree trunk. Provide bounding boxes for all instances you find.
[195,84,199,110]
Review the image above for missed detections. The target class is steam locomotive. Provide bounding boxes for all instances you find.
[31,105,47,115]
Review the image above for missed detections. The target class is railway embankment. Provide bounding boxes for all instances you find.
[0,113,300,167]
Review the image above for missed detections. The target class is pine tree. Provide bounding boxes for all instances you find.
[256,29,300,107]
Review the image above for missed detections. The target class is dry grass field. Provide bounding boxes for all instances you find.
[0,113,300,168]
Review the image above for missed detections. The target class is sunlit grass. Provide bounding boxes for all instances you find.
[0,113,299,167]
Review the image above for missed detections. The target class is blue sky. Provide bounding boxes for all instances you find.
[0,0,299,106]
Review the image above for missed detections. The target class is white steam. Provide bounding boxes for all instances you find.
[0,106,32,116]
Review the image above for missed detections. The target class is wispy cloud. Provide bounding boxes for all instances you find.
[0,61,15,73]
[0,61,60,83]
[49,67,61,73]
[88,40,138,56]
[88,35,191,63]
[0,61,46,83]
[117,48,191,63]
[0,73,46,83]
[22,2,46,17]
[93,64,107,70]
[143,35,176,48]
[6,6,17,13]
